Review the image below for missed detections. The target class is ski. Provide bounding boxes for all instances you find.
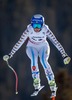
[31,85,44,96]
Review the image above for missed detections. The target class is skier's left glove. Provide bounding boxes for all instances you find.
[3,55,10,62]
[63,56,71,65]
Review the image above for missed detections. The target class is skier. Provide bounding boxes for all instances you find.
[3,14,71,98]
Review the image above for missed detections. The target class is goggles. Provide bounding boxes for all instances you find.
[32,23,42,29]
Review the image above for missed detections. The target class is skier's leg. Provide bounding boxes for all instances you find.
[39,45,57,97]
[26,47,41,90]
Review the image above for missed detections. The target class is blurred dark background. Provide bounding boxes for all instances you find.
[0,0,72,100]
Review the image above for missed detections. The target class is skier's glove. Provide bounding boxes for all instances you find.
[63,56,71,65]
[3,55,10,62]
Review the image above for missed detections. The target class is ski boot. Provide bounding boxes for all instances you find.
[50,87,58,98]
[49,80,58,99]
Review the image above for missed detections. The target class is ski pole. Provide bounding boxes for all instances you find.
[6,60,18,94]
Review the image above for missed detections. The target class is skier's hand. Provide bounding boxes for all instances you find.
[63,56,71,65]
[3,55,10,62]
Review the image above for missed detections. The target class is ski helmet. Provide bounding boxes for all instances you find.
[31,14,45,28]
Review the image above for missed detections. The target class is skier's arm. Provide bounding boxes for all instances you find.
[46,29,67,58]
[46,28,71,64]
[9,30,28,58]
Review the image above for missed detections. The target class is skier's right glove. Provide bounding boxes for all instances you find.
[63,56,71,65]
[3,55,10,62]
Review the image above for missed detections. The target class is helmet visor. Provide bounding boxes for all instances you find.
[32,23,42,29]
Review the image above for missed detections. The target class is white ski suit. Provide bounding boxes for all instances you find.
[9,24,67,90]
